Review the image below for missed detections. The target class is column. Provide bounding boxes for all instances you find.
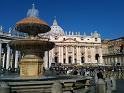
[49,49,54,65]
[110,57,112,65]
[99,47,103,65]
[78,46,81,64]
[115,57,117,64]
[106,57,109,65]
[6,44,10,69]
[61,46,63,64]
[111,57,114,66]
[84,47,88,63]
[72,47,75,64]
[59,46,61,63]
[15,51,19,69]
[49,50,52,67]
[52,49,54,63]
[108,58,110,65]
[76,46,79,64]
[91,47,95,63]
[44,51,47,69]
[0,43,2,67]
[2,53,5,68]
[104,58,107,65]
[66,46,68,64]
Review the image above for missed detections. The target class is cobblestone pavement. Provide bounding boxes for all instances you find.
[73,79,124,93]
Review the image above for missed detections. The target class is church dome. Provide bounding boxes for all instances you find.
[92,31,100,37]
[47,19,65,36]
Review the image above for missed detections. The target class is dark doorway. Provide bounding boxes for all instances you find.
[54,57,58,63]
[69,56,72,64]
[95,54,99,61]
[63,59,66,64]
[81,57,84,63]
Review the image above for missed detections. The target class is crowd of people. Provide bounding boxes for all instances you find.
[49,65,124,78]
[0,64,124,79]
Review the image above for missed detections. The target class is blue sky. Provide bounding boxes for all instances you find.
[0,0,124,39]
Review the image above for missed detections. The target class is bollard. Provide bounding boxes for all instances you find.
[110,77,116,91]
[51,80,63,93]
[106,78,112,93]
[0,82,11,93]
[96,79,106,93]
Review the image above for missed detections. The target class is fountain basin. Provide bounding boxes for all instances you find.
[16,17,51,34]
[9,39,55,51]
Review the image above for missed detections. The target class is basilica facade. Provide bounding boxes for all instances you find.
[43,19,103,68]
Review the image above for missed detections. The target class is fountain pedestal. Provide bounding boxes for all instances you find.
[20,55,44,77]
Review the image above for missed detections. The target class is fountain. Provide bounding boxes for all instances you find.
[0,4,91,93]
[9,4,55,77]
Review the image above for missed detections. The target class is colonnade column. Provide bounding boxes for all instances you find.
[104,58,107,65]
[111,57,114,65]
[115,57,118,64]
[44,51,49,69]
[108,58,110,65]
[66,46,68,64]
[52,49,54,63]
[6,44,10,69]
[15,51,19,69]
[48,50,52,67]
[2,53,5,68]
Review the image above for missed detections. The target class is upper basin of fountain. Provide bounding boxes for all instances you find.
[9,39,55,51]
[16,17,51,35]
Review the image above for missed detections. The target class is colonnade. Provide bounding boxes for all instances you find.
[103,55,124,66]
[0,43,19,70]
